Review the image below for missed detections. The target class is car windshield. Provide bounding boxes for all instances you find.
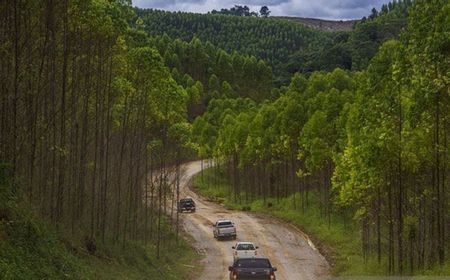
[217,221,233,227]
[180,199,193,204]
[236,244,255,250]
[236,259,271,268]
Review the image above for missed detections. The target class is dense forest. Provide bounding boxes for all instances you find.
[146,34,274,113]
[132,1,412,117]
[0,0,197,277]
[135,7,326,81]
[0,0,448,278]
[192,0,449,275]
[136,1,412,83]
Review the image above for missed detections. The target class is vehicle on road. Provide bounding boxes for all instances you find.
[178,197,196,213]
[232,242,258,261]
[213,219,237,240]
[228,257,277,280]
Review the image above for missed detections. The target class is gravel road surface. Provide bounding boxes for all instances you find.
[179,161,330,280]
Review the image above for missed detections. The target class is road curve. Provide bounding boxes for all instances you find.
[179,161,330,280]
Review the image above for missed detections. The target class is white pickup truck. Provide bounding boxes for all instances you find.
[232,242,258,260]
[213,219,237,240]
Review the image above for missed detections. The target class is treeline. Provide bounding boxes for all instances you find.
[370,0,413,20]
[193,0,449,274]
[210,5,259,17]
[0,0,192,255]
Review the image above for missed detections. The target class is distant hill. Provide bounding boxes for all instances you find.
[135,8,331,83]
[275,16,359,32]
[135,2,411,83]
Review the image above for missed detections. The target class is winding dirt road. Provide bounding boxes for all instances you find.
[179,161,330,280]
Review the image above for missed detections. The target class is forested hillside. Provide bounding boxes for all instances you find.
[193,0,450,275]
[1,0,448,278]
[147,34,274,115]
[135,8,326,81]
[136,2,412,83]
[0,0,197,278]
[284,0,413,73]
[132,2,412,114]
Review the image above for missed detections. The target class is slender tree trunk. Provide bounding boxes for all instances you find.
[11,0,21,179]
[397,86,404,274]
[377,181,382,265]
[176,155,180,242]
[434,91,443,264]
[56,0,69,227]
[388,166,395,274]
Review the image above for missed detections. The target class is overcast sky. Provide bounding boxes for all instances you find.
[132,0,390,20]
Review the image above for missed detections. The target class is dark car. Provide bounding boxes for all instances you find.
[228,257,277,280]
[178,197,196,213]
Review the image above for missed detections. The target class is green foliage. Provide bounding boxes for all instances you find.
[0,165,199,279]
[197,68,355,171]
[191,0,450,275]
[0,0,200,278]
[148,35,274,104]
[285,1,411,74]
[134,3,410,111]
[134,8,331,81]
[1,0,448,277]
[192,168,369,275]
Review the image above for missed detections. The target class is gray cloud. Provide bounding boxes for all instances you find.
[268,0,387,19]
[233,0,291,5]
[134,0,208,9]
[133,0,390,20]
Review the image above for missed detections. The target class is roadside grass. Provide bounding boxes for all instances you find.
[192,167,450,277]
[83,236,200,280]
[0,166,200,280]
[192,168,365,275]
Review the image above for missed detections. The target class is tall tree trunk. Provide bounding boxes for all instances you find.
[56,0,69,227]
[397,86,404,274]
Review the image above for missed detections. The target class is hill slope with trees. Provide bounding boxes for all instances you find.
[1,0,447,278]
[135,2,412,83]
[192,0,450,275]
[0,0,198,278]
